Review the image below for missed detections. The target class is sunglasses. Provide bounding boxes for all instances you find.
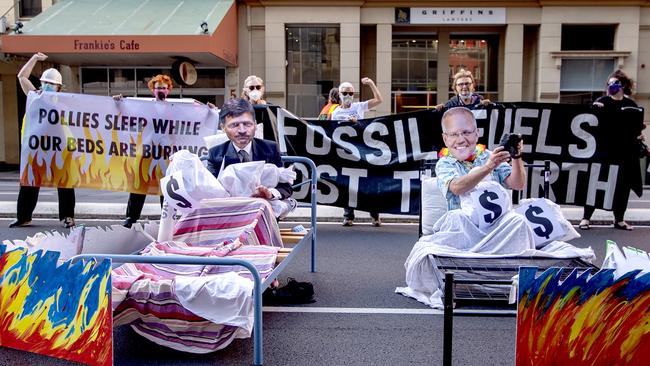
[607,81,621,86]
[341,91,354,96]
[248,85,262,91]
[456,82,472,87]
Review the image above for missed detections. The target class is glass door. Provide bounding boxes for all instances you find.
[286,26,340,118]
[448,35,499,101]
[391,36,438,113]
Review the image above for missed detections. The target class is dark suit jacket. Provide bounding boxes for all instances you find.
[206,138,293,199]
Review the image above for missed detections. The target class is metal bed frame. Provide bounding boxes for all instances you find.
[72,155,319,366]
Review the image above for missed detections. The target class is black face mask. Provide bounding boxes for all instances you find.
[156,91,167,101]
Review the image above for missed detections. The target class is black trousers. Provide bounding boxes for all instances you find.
[343,208,379,220]
[125,193,164,221]
[17,186,75,221]
[582,186,631,223]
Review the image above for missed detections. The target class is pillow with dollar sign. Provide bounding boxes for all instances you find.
[460,181,512,230]
[514,198,579,248]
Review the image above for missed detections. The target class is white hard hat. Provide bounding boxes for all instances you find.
[40,68,63,85]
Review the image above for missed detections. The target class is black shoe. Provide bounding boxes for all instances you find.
[122,217,137,228]
[263,278,315,305]
[62,217,76,228]
[9,219,32,228]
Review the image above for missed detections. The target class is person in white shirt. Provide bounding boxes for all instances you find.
[331,78,383,226]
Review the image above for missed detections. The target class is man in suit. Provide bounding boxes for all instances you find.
[206,98,292,200]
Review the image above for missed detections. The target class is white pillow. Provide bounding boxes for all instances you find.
[421,177,448,235]
[515,198,579,249]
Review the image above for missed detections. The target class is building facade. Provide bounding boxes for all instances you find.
[1,0,649,164]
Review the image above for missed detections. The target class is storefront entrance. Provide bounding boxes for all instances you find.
[391,29,500,113]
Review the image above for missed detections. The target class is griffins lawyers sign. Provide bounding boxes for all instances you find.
[278,103,644,215]
[20,92,219,195]
[396,7,506,24]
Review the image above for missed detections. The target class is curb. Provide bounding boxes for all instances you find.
[0,202,649,226]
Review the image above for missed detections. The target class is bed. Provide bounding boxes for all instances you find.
[73,155,319,366]
[413,158,600,366]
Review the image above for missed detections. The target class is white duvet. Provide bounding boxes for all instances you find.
[396,210,595,308]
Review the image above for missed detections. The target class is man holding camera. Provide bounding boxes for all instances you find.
[436,107,526,210]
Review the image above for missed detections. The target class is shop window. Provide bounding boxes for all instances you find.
[109,69,135,96]
[391,37,438,113]
[559,25,617,104]
[81,68,108,96]
[561,25,616,51]
[81,67,225,105]
[560,59,615,104]
[19,0,42,18]
[286,26,340,118]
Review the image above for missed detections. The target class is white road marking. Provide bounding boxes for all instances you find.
[262,306,516,316]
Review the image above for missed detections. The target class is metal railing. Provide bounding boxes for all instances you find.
[71,254,266,365]
[280,155,318,272]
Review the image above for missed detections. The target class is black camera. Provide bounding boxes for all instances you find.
[499,133,522,158]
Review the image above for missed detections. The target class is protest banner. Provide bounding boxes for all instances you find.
[278,103,645,214]
[20,91,219,194]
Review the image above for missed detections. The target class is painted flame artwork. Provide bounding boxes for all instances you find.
[516,267,650,366]
[0,245,112,366]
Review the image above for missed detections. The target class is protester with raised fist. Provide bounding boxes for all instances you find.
[331,77,383,226]
[11,52,76,228]
[436,107,525,210]
[579,69,645,231]
[119,74,172,228]
[241,75,267,105]
[435,69,491,111]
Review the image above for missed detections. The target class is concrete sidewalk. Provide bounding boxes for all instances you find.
[0,199,648,226]
[0,170,648,225]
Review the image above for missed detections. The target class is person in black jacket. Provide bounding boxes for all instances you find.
[206,98,292,200]
[435,69,491,110]
[579,69,646,231]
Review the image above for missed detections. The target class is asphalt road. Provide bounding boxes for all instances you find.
[0,220,648,366]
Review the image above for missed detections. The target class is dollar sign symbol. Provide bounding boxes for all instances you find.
[525,205,553,239]
[479,190,502,224]
[166,176,192,209]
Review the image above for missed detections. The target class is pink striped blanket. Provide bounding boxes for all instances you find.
[173,198,283,248]
[112,199,283,353]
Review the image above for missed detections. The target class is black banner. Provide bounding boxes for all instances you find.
[277,103,645,215]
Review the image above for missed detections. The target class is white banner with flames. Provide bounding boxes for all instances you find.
[20,91,219,194]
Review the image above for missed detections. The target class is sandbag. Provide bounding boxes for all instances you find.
[515,198,579,249]
[161,150,228,212]
[460,181,511,230]
[218,161,265,198]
